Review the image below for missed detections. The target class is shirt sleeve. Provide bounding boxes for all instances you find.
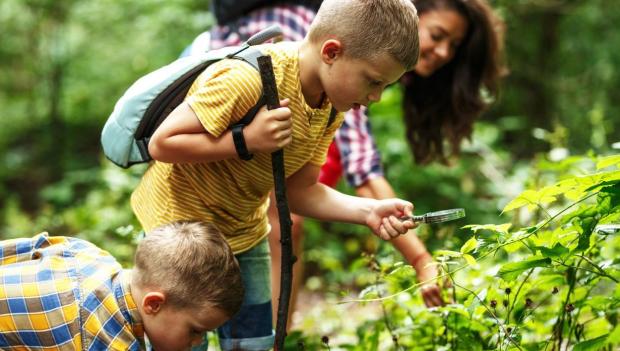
[0,233,52,266]
[309,109,345,167]
[186,59,263,137]
[335,107,385,187]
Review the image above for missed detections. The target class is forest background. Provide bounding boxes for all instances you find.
[1,0,619,350]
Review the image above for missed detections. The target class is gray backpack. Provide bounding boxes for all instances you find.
[101,26,283,168]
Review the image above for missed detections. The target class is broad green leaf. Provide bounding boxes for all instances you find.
[463,223,512,234]
[537,184,567,206]
[600,184,620,210]
[585,179,620,193]
[538,243,569,257]
[473,305,486,318]
[572,334,608,351]
[503,190,538,212]
[460,236,478,254]
[463,254,477,267]
[503,240,524,253]
[609,325,620,344]
[503,184,571,212]
[498,257,551,281]
[596,155,620,170]
[576,217,597,251]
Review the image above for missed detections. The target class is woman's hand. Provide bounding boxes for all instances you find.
[413,253,445,307]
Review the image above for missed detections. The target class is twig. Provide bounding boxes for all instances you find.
[258,55,295,351]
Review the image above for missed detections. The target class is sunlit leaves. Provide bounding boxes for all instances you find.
[463,223,512,234]
[460,236,478,254]
[462,254,477,267]
[497,257,552,281]
[596,155,620,170]
[537,243,569,258]
[502,170,620,212]
[572,335,609,351]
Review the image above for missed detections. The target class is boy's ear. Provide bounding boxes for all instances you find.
[320,39,343,64]
[142,292,166,315]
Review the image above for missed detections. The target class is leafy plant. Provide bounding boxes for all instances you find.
[305,154,620,351]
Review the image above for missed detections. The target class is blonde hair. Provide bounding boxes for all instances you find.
[133,221,243,317]
[308,0,420,69]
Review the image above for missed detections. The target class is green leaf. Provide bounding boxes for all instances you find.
[576,217,597,252]
[498,257,551,281]
[538,243,569,257]
[503,240,524,253]
[460,236,478,254]
[463,254,477,267]
[608,325,620,344]
[434,250,462,258]
[463,223,512,234]
[572,334,608,351]
[503,190,538,212]
[600,184,620,209]
[596,155,620,170]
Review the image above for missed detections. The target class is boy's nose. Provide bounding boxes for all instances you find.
[368,89,383,103]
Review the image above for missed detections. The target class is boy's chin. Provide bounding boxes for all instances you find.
[331,102,359,113]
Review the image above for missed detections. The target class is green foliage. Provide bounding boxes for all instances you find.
[299,154,619,350]
[1,1,619,350]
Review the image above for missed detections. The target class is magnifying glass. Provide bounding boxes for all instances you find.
[401,208,466,224]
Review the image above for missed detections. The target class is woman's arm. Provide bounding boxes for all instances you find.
[356,177,445,307]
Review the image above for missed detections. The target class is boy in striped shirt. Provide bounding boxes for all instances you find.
[132,0,420,349]
[0,221,243,350]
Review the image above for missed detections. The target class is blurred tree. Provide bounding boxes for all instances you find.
[492,0,619,156]
[0,0,211,218]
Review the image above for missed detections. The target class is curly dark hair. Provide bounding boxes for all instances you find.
[403,0,506,164]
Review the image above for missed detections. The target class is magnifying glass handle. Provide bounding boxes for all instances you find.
[400,215,426,223]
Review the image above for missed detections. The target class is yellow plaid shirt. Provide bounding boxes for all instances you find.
[0,234,145,350]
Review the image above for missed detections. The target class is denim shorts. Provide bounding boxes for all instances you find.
[192,239,274,351]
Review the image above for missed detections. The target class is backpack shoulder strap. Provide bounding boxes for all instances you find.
[228,46,268,125]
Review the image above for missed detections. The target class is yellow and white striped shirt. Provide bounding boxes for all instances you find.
[131,42,343,253]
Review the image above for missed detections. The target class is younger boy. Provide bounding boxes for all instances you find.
[132,0,420,349]
[0,221,243,351]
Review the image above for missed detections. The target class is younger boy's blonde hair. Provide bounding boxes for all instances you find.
[309,0,420,70]
[133,221,243,317]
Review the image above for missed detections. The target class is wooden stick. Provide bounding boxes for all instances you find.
[257,55,295,351]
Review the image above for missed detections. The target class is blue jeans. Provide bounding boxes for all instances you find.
[193,239,274,351]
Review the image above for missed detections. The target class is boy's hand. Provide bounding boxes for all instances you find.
[366,199,417,240]
[244,98,292,153]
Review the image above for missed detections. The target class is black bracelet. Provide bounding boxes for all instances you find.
[232,124,253,161]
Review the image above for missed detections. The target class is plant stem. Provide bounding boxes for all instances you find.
[452,281,524,351]
[505,268,534,325]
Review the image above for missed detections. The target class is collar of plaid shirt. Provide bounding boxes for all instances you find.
[0,234,145,350]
